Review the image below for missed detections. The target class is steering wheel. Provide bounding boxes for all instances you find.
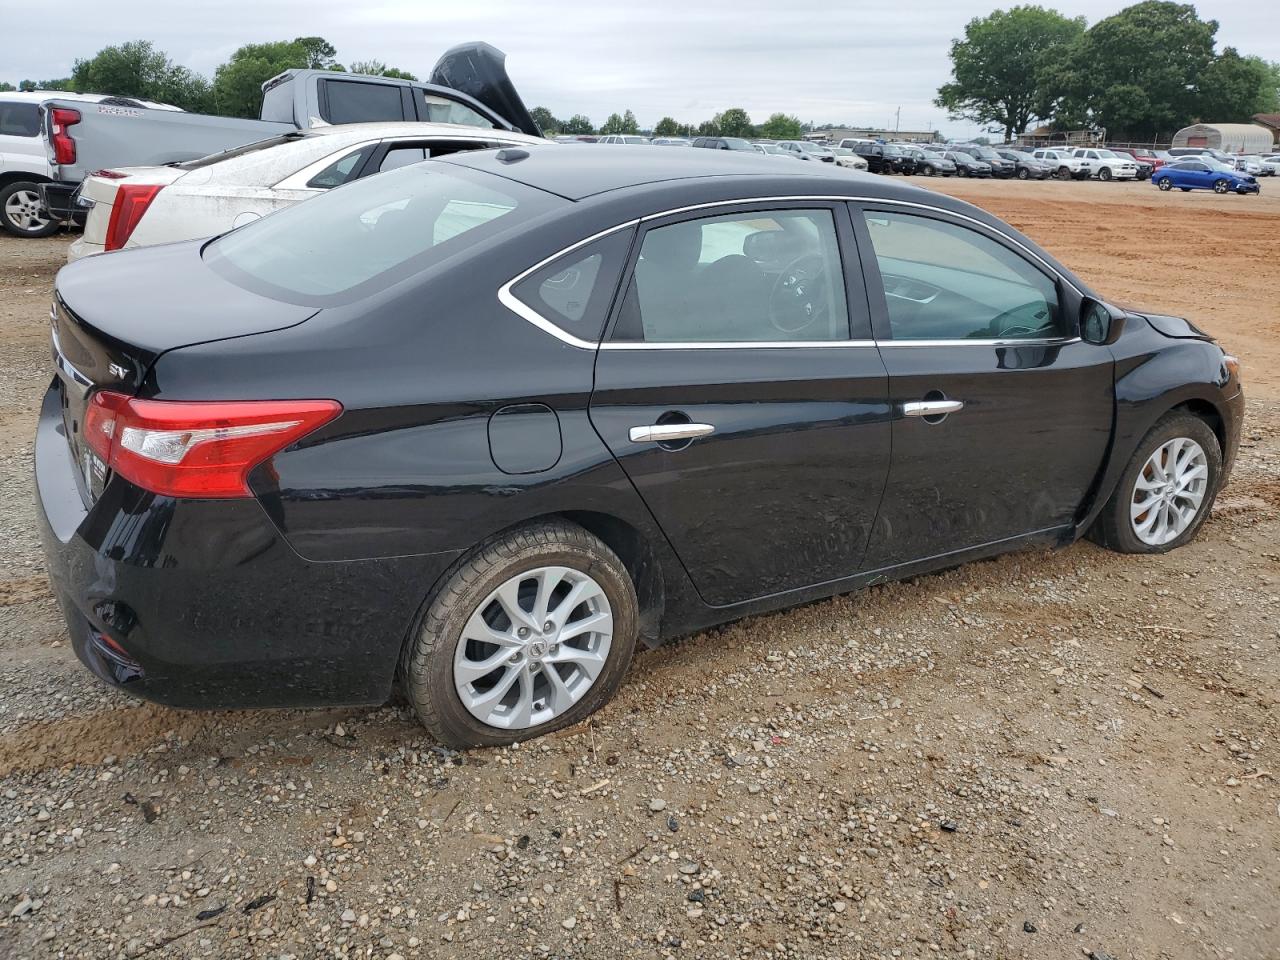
[768,254,828,335]
[986,304,1050,339]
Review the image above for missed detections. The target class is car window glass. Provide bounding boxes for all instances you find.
[306,146,374,189]
[380,146,428,172]
[0,102,40,137]
[417,92,494,128]
[206,164,553,306]
[511,230,633,339]
[612,209,849,343]
[862,211,1063,342]
[322,80,404,124]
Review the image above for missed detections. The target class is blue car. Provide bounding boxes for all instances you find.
[1154,159,1260,195]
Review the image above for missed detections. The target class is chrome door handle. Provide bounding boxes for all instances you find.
[903,399,964,417]
[629,423,715,443]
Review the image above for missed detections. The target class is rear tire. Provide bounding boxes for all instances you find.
[402,521,639,748]
[0,181,59,238]
[1088,412,1222,555]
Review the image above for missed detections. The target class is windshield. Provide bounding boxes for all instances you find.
[972,147,999,159]
[175,133,308,170]
[883,145,903,156]
[1095,149,1119,159]
[205,162,559,306]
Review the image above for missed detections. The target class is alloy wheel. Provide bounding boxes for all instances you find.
[1129,437,1209,546]
[453,565,613,730]
[1158,178,1172,191]
[1213,179,1229,194]
[3,189,51,234]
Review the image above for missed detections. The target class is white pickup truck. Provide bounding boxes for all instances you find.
[1069,148,1139,181]
[33,43,540,234]
[1030,148,1092,180]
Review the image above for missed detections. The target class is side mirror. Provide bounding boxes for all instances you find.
[1081,298,1126,345]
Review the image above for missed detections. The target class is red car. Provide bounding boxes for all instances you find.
[1115,147,1164,170]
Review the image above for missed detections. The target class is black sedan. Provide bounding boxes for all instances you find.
[39,147,1243,747]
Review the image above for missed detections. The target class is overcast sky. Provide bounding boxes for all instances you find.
[15,0,1280,138]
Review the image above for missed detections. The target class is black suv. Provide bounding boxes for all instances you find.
[851,142,896,174]
[952,144,1014,178]
[881,144,918,175]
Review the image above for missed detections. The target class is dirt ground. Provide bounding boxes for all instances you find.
[0,178,1277,960]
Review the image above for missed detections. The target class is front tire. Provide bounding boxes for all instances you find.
[1017,167,1030,180]
[1157,177,1173,191]
[403,521,639,748]
[1099,167,1113,182]
[1213,179,1229,194]
[1089,412,1222,554]
[0,181,60,238]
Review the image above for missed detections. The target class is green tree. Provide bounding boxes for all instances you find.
[1197,50,1274,120]
[70,40,211,111]
[562,114,593,135]
[936,6,1085,142]
[653,116,680,136]
[1056,1,1218,138]
[695,118,720,136]
[18,78,72,91]
[212,38,336,118]
[530,106,560,134]
[0,82,14,92]
[348,60,417,80]
[714,107,754,137]
[758,112,802,140]
[599,110,639,135]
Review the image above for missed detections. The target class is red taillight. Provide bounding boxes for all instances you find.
[83,392,342,498]
[50,107,81,165]
[104,183,165,252]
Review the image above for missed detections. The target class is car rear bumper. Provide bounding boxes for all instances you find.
[36,381,461,711]
[37,182,79,221]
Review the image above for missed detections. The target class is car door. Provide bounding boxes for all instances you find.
[588,202,893,607]
[850,203,1114,569]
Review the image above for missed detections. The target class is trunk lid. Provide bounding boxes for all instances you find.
[429,42,543,139]
[51,241,316,502]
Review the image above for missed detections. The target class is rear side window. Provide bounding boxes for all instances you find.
[306,145,374,189]
[321,80,404,124]
[206,164,559,305]
[510,231,634,340]
[0,102,40,137]
[380,147,428,172]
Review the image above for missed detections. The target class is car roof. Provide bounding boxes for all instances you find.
[438,142,949,203]
[307,121,546,144]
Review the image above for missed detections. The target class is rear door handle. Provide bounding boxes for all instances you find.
[903,400,964,417]
[629,423,715,443]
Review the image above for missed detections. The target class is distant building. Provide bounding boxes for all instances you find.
[1171,123,1273,154]
[806,127,942,144]
[1251,114,1280,147]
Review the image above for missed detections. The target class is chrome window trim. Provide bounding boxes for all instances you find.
[498,194,1083,350]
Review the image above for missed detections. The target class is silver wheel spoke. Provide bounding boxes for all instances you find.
[453,564,614,731]
[1129,436,1208,546]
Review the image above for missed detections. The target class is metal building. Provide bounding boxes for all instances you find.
[1170,123,1273,154]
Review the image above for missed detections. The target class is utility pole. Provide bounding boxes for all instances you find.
[895,107,900,133]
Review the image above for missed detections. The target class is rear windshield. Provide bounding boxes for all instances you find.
[204,162,560,306]
[176,133,308,170]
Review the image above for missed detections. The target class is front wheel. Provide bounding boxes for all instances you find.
[1017,167,1030,180]
[0,181,60,238]
[402,521,638,748]
[1098,167,1113,182]
[1213,179,1230,194]
[1157,177,1173,191]
[1089,412,1222,554]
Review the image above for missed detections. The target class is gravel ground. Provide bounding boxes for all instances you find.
[1,180,1277,959]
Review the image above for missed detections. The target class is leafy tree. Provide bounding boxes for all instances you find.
[348,60,417,80]
[935,6,1085,143]
[18,78,72,91]
[212,38,336,118]
[599,110,639,135]
[70,40,211,111]
[758,112,802,140]
[714,107,754,137]
[653,116,680,136]
[0,82,14,93]
[529,106,560,134]
[1197,50,1274,120]
[1055,2,1217,138]
[695,118,720,136]
[562,114,593,135]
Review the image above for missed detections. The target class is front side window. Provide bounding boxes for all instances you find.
[322,80,404,124]
[207,164,557,305]
[612,209,849,343]
[861,210,1063,342]
[417,92,494,128]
